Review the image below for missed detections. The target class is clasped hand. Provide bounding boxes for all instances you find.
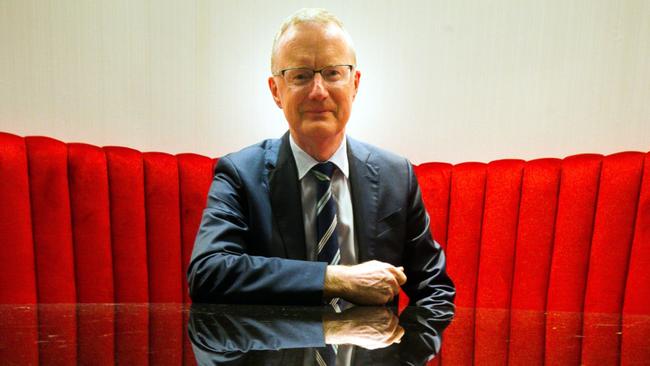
[324,260,407,305]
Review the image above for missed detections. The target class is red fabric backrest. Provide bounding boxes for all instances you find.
[0,132,215,304]
[414,151,650,366]
[144,152,183,303]
[26,137,77,303]
[1,131,649,365]
[178,153,216,304]
[1,130,648,322]
[414,152,649,313]
[68,142,115,303]
[0,133,37,303]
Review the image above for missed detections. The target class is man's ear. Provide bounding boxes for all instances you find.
[268,77,283,108]
[352,70,361,100]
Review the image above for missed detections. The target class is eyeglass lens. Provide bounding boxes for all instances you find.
[284,66,351,86]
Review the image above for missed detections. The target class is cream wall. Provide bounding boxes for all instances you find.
[1,0,648,164]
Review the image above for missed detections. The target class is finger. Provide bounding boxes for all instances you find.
[386,275,401,297]
[387,266,407,286]
[394,267,407,286]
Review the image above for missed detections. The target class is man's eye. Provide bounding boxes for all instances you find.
[289,71,312,83]
[323,69,342,80]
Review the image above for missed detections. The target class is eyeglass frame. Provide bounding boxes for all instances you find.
[272,64,355,86]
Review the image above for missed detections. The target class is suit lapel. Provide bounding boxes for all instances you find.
[269,132,307,260]
[347,138,379,263]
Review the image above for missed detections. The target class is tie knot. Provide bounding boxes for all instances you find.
[311,162,337,181]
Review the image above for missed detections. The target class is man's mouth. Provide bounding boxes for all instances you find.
[303,109,331,114]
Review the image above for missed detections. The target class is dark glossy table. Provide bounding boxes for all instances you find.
[1,304,648,365]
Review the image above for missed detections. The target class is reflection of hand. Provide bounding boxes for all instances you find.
[324,260,407,305]
[322,306,404,350]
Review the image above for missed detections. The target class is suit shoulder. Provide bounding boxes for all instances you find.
[348,136,410,169]
[218,138,280,170]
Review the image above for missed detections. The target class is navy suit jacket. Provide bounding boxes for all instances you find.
[187,132,455,307]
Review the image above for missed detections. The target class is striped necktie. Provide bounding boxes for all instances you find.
[315,344,338,366]
[311,162,340,266]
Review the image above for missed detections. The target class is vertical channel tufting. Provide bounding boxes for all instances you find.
[68,143,116,364]
[68,143,115,302]
[544,154,601,365]
[474,159,524,366]
[509,158,561,309]
[177,154,216,304]
[582,152,644,312]
[475,159,525,308]
[0,132,38,364]
[143,153,183,365]
[511,159,561,311]
[25,137,78,365]
[546,154,603,311]
[104,146,149,302]
[25,137,77,303]
[508,158,561,365]
[581,152,645,365]
[414,162,452,249]
[446,162,488,307]
[0,132,37,303]
[622,152,650,364]
[440,162,486,366]
[143,152,182,303]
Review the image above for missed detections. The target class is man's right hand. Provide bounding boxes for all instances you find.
[323,260,407,305]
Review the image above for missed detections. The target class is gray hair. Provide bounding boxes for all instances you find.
[270,8,356,72]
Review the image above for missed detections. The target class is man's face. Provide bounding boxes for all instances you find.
[268,22,360,146]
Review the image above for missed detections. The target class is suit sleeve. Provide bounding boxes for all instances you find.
[187,156,327,304]
[401,161,456,308]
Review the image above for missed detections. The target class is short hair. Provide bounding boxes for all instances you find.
[270,8,356,72]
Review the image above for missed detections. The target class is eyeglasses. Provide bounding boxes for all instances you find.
[273,64,354,87]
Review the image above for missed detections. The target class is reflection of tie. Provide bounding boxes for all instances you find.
[315,344,338,366]
[312,162,342,312]
[312,162,340,265]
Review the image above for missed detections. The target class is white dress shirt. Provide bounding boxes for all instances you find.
[289,134,357,265]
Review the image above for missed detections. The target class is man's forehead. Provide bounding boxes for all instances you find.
[281,22,345,42]
[276,22,353,65]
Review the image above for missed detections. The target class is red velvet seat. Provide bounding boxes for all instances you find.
[0,133,650,364]
[1,131,649,365]
[1,131,648,312]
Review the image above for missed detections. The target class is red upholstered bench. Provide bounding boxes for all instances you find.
[0,132,216,304]
[1,131,649,364]
[1,131,648,312]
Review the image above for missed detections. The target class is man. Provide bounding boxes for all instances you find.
[188,8,454,308]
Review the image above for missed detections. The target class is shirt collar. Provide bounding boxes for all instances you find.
[289,133,349,180]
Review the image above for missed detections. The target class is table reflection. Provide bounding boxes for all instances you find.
[1,303,649,365]
[188,305,452,365]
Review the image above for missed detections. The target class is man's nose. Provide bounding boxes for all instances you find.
[307,73,329,100]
